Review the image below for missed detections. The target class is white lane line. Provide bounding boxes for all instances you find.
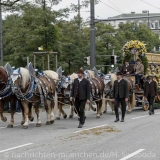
[131,115,148,119]
[155,112,160,115]
[119,149,145,160]
[0,143,33,153]
[0,122,36,129]
[73,124,108,133]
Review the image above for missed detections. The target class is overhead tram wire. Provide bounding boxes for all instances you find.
[108,0,123,13]
[140,0,160,11]
[99,0,123,14]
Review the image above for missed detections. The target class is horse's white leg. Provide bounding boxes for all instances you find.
[69,105,74,118]
[50,100,55,124]
[21,101,29,129]
[45,101,51,125]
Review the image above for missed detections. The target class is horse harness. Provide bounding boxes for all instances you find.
[0,67,12,100]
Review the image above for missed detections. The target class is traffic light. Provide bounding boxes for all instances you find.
[84,56,90,65]
[110,56,114,64]
[115,56,122,64]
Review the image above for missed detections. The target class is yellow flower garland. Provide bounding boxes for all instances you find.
[122,40,147,56]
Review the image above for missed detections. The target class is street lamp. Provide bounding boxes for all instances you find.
[142,10,149,29]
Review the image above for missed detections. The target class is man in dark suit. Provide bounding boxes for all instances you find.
[113,72,129,122]
[70,69,90,128]
[144,76,157,115]
[120,60,134,75]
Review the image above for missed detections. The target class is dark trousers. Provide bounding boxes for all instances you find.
[147,95,155,112]
[135,74,142,85]
[75,99,86,124]
[114,98,126,119]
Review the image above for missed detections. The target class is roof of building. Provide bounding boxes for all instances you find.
[110,13,160,22]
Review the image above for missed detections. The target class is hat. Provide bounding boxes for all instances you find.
[136,59,141,62]
[77,69,84,74]
[146,76,152,80]
[116,72,123,76]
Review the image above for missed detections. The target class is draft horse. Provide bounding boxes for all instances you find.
[11,65,57,129]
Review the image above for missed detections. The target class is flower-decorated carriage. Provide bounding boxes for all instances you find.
[122,40,148,110]
[122,40,160,110]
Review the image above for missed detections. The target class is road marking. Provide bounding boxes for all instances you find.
[73,124,108,133]
[0,143,33,153]
[131,115,148,119]
[119,149,145,160]
[155,112,160,115]
[0,122,36,129]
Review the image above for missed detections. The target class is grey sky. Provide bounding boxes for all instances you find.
[53,0,160,20]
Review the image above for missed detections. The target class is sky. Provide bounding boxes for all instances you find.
[52,0,160,20]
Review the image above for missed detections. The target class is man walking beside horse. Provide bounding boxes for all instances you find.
[113,72,129,122]
[70,69,90,128]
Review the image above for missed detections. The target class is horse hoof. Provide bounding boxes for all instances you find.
[46,121,51,125]
[69,115,73,118]
[7,124,13,128]
[21,121,25,125]
[63,114,67,119]
[2,117,7,122]
[50,120,54,124]
[96,116,100,119]
[94,108,96,111]
[36,123,41,127]
[127,111,131,114]
[22,125,28,129]
[103,110,107,113]
[29,117,34,122]
[56,117,60,120]
[100,112,103,116]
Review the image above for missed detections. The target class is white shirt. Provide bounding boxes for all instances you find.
[118,78,122,83]
[78,78,83,82]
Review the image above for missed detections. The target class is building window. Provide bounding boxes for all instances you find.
[139,22,142,26]
[119,22,123,25]
[155,45,159,51]
[155,22,159,29]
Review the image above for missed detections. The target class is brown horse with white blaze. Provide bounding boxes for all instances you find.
[11,67,57,129]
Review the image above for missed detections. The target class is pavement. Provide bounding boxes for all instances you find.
[0,105,160,160]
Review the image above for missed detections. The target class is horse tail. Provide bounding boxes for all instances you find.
[54,91,58,114]
[130,93,136,109]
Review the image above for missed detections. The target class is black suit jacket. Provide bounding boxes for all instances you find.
[113,79,129,99]
[144,80,157,97]
[70,78,90,100]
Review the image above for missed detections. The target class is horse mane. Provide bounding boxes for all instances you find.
[43,70,59,83]
[87,70,95,78]
[20,67,30,89]
[69,73,78,82]
[106,73,117,86]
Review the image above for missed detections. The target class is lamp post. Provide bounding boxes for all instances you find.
[142,10,149,29]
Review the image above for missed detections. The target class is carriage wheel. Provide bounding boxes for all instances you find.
[143,104,149,111]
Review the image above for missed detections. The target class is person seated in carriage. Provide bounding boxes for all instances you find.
[134,59,144,85]
[120,60,134,75]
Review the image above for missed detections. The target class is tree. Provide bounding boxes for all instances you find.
[3,3,59,68]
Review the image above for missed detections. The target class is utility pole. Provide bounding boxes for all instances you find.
[0,0,3,66]
[78,0,81,34]
[90,0,96,69]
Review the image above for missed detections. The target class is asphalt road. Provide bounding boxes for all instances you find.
[0,105,160,160]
